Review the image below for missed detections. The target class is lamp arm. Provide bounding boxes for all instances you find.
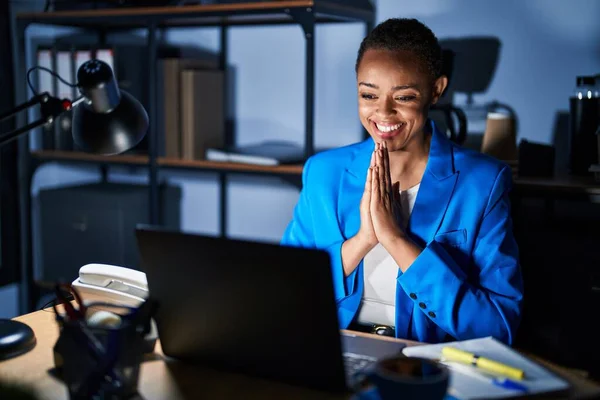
[0,94,46,123]
[0,92,76,147]
[0,118,51,146]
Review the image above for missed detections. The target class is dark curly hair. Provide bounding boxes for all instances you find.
[355,18,443,80]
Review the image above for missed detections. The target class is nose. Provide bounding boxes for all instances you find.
[376,96,396,117]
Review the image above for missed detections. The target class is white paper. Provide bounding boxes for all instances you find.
[402,336,570,399]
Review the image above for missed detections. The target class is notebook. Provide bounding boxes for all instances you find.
[402,337,570,399]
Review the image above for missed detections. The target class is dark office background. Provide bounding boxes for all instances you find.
[1,0,599,379]
[0,0,20,292]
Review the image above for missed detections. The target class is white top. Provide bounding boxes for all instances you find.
[356,183,421,327]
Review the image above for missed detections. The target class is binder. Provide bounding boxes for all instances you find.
[157,57,218,158]
[180,69,224,160]
[52,49,75,150]
[36,48,54,150]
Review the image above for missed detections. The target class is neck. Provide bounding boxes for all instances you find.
[388,129,431,189]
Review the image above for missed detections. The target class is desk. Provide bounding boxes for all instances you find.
[513,175,600,202]
[1,310,599,399]
[511,175,600,376]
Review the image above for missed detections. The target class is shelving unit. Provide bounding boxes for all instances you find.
[31,150,305,176]
[13,1,375,312]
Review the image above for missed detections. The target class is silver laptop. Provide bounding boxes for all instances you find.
[135,226,405,393]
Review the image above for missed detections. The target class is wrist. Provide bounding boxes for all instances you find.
[380,230,409,250]
[355,230,377,252]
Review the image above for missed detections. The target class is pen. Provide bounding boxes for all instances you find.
[492,377,528,392]
[442,346,525,380]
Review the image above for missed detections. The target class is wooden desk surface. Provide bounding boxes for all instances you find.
[1,309,599,399]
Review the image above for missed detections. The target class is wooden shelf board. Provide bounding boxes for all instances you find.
[159,157,303,175]
[30,150,304,175]
[16,1,373,28]
[31,150,149,165]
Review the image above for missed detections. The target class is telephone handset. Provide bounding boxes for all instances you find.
[72,263,149,307]
[72,263,157,353]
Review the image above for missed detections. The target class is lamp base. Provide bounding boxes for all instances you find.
[0,319,36,360]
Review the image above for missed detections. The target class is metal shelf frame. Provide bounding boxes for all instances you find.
[12,1,375,313]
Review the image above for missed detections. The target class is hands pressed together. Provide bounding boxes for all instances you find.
[358,141,407,252]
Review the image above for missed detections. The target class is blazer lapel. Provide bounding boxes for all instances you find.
[338,139,375,240]
[406,122,459,248]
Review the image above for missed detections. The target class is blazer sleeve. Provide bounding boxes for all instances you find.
[281,158,359,302]
[398,166,523,345]
[280,158,316,249]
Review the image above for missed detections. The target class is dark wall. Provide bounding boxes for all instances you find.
[0,1,20,287]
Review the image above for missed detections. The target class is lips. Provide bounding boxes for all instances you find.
[370,120,405,139]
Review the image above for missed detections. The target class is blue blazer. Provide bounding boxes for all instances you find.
[281,121,524,345]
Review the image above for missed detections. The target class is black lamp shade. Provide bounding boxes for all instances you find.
[72,90,148,155]
[0,320,36,360]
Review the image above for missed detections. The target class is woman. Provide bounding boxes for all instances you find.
[281,18,523,345]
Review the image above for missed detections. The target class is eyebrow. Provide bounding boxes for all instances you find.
[358,82,419,91]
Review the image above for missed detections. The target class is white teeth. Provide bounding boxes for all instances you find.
[375,123,402,133]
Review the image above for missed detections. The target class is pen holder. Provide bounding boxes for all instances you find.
[52,299,156,400]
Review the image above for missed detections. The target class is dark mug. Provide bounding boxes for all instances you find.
[352,356,449,400]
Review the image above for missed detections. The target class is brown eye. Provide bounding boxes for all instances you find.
[396,96,416,102]
[361,93,377,100]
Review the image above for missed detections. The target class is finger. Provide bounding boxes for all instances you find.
[371,165,380,206]
[364,166,372,201]
[383,143,392,190]
[377,150,387,202]
[373,146,381,200]
[383,143,392,195]
[370,166,376,214]
[383,141,392,199]
[374,165,383,204]
[365,146,376,204]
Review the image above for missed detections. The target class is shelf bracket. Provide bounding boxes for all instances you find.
[288,6,316,159]
[287,7,315,39]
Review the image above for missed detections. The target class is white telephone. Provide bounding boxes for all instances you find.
[72,263,149,307]
[72,263,157,352]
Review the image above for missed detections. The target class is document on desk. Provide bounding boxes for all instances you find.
[402,336,570,399]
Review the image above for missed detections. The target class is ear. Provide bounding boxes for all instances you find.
[430,75,449,105]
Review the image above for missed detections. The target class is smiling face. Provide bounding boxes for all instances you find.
[357,48,447,152]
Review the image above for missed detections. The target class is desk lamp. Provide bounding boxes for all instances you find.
[0,59,149,360]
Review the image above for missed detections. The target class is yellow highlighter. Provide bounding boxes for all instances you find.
[441,346,525,380]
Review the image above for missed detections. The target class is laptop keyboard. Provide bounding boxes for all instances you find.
[343,352,378,379]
